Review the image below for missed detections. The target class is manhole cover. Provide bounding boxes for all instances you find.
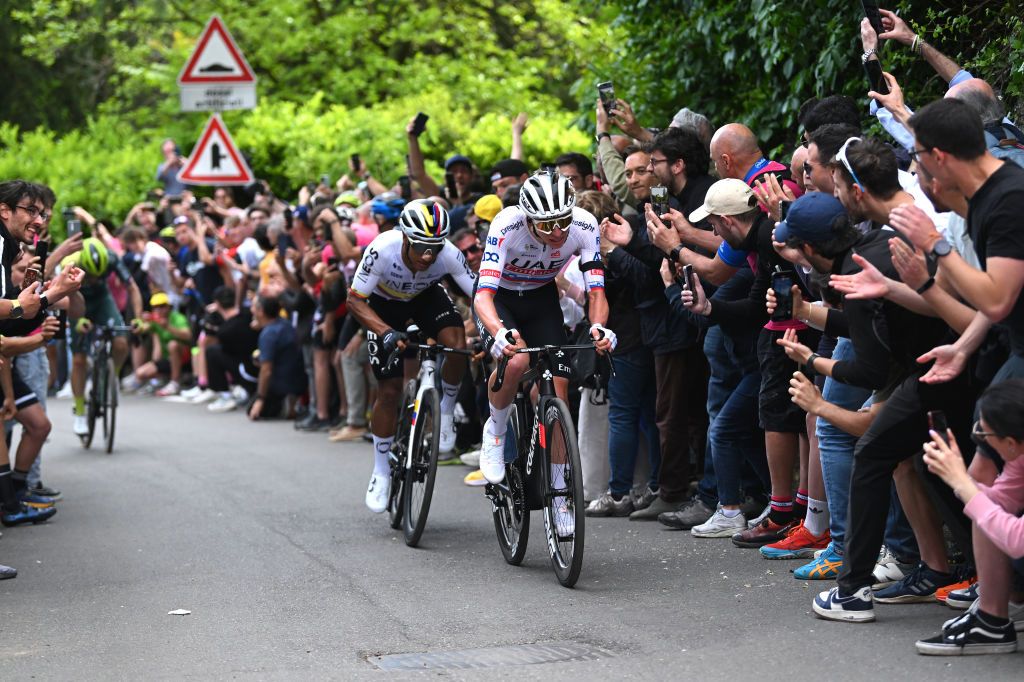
[370,642,613,671]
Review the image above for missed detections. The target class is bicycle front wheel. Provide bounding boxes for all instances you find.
[83,357,102,449]
[104,358,118,454]
[402,388,440,547]
[542,397,585,588]
[387,380,417,530]
[491,410,529,565]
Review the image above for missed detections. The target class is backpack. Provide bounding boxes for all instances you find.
[984,122,1024,168]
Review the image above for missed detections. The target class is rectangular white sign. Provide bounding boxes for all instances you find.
[179,85,256,112]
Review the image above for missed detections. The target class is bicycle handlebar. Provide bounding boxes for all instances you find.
[489,343,603,392]
[383,342,476,369]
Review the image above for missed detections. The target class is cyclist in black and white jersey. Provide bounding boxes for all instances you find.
[347,200,476,513]
[472,172,616,486]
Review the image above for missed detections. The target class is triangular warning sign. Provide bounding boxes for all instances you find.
[178,15,256,85]
[179,114,255,186]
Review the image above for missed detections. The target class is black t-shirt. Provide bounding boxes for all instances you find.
[176,238,224,305]
[217,308,259,360]
[967,161,1024,355]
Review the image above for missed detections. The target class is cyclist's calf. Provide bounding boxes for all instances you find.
[372,377,404,437]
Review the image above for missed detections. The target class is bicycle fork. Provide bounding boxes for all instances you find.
[404,357,438,470]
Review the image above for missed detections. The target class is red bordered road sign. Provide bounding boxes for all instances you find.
[178,15,257,111]
[178,114,254,186]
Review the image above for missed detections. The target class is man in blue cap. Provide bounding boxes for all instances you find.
[770,191,973,624]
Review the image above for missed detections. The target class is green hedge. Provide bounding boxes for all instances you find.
[0,94,589,230]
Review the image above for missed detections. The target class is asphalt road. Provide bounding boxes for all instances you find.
[0,394,1020,680]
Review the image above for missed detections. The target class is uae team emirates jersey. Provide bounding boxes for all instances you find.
[477,206,604,293]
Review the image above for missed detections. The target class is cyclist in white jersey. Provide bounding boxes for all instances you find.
[472,171,616,486]
[348,200,476,513]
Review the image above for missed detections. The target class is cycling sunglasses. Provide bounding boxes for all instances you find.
[531,215,572,235]
[836,137,865,189]
[408,239,444,256]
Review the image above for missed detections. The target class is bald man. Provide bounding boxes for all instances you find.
[710,123,804,200]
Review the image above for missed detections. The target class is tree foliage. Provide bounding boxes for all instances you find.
[592,0,1024,155]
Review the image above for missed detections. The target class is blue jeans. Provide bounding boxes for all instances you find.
[697,326,734,506]
[710,370,768,505]
[815,339,871,554]
[608,347,660,495]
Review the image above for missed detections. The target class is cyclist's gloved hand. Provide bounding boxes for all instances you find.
[492,327,519,360]
[590,323,617,352]
[380,328,408,359]
[75,317,93,334]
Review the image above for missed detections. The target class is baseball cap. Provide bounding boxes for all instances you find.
[334,191,361,208]
[172,215,192,226]
[688,179,758,223]
[472,194,503,223]
[150,292,170,308]
[445,154,473,171]
[773,192,848,244]
[489,159,529,183]
[158,227,177,239]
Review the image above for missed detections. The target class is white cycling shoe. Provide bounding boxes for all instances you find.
[73,414,89,436]
[553,499,575,537]
[439,412,456,453]
[479,417,506,484]
[365,472,390,513]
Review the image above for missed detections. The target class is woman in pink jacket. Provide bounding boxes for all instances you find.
[915,379,1024,656]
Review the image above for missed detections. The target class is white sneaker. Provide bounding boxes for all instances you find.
[692,506,747,538]
[365,472,390,513]
[208,395,237,413]
[179,385,203,400]
[872,544,912,588]
[439,412,456,453]
[120,375,142,393]
[73,414,89,436]
[56,381,74,399]
[189,388,217,404]
[747,503,770,529]
[231,385,249,406]
[460,449,480,467]
[156,380,180,397]
[553,499,575,537]
[479,418,506,484]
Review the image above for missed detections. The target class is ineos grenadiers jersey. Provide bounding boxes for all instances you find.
[477,206,604,293]
[349,229,476,301]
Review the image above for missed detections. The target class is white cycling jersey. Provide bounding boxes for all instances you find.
[349,229,476,301]
[476,206,604,293]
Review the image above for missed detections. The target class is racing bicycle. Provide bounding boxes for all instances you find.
[384,326,475,547]
[82,324,133,453]
[486,341,604,588]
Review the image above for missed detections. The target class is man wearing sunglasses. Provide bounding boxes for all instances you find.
[347,200,477,514]
[472,171,615,487]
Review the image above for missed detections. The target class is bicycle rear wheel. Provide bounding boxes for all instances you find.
[402,388,440,547]
[387,380,417,530]
[104,358,118,454]
[490,411,529,565]
[541,397,584,588]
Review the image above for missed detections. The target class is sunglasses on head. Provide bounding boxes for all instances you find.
[532,215,572,235]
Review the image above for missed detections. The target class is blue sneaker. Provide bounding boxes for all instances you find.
[873,562,957,604]
[793,541,843,580]
[2,503,57,527]
[813,586,875,622]
[17,491,56,509]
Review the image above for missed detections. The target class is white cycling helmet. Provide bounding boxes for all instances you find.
[519,171,575,221]
[397,199,450,244]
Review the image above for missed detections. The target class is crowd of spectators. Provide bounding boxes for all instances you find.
[2,5,1023,658]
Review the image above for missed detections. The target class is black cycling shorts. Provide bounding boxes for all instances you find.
[757,327,821,433]
[365,284,462,380]
[473,282,570,378]
[0,366,39,411]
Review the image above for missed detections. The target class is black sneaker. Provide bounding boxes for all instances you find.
[296,416,331,432]
[916,610,1017,655]
[28,482,61,500]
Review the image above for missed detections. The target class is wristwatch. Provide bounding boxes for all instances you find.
[596,132,611,143]
[806,352,821,374]
[669,244,684,263]
[39,293,50,310]
[931,238,952,258]
[9,300,23,319]
[861,48,877,64]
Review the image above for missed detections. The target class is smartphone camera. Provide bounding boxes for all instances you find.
[597,81,616,115]
[771,269,793,321]
[650,186,669,218]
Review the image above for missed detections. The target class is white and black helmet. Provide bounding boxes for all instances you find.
[519,171,575,221]
[397,199,450,244]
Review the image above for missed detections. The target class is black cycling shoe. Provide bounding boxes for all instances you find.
[2,503,57,527]
[296,417,331,432]
[28,482,61,499]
